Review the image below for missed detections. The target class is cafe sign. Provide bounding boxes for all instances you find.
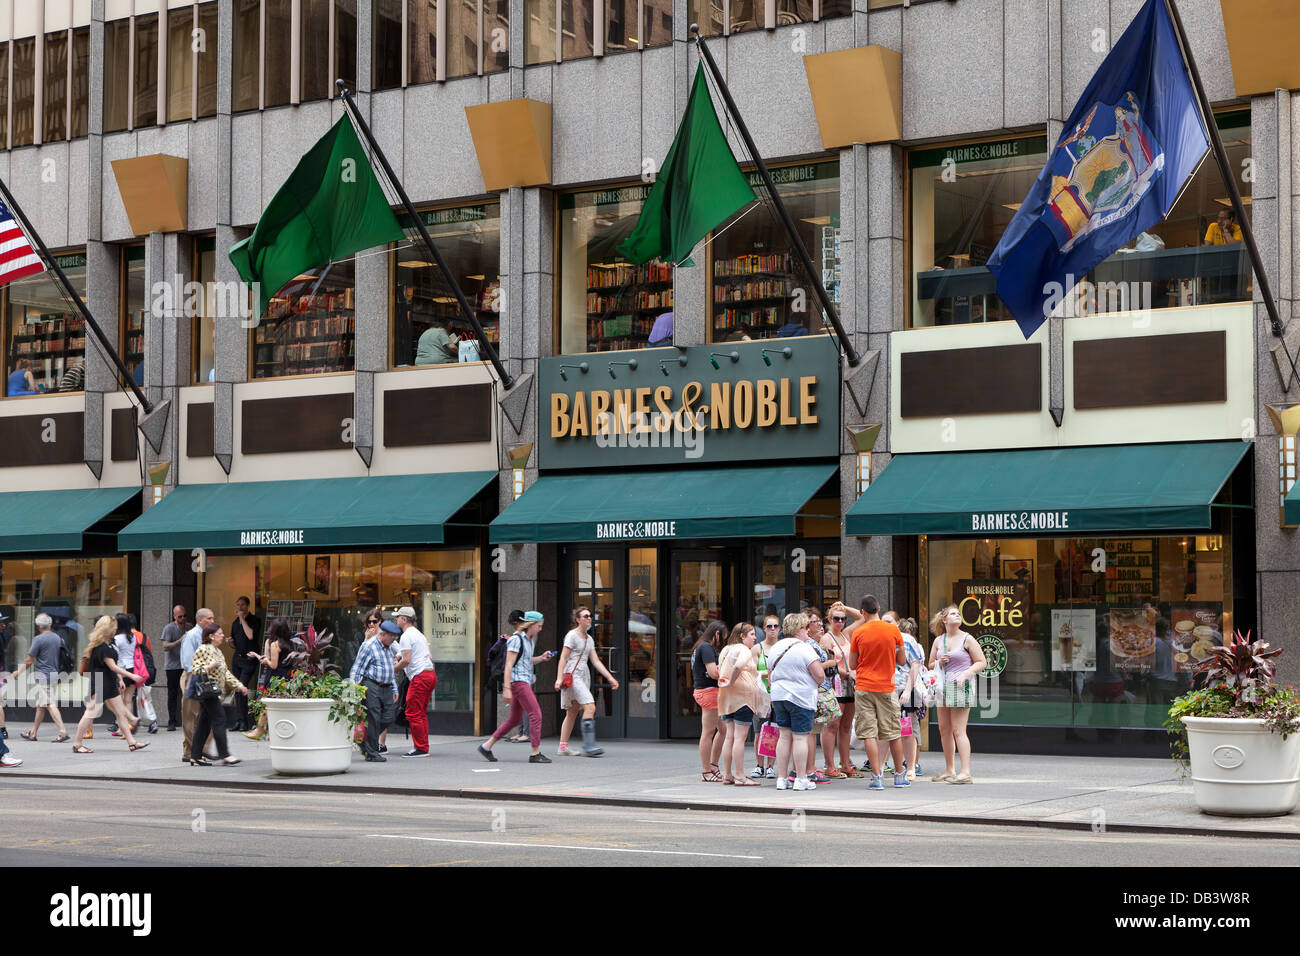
[540,337,840,469]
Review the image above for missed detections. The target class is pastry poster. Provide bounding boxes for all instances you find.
[1169,603,1223,674]
[1108,606,1157,673]
[1050,608,1096,672]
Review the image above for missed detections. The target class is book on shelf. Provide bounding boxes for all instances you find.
[714,278,791,303]
[587,261,672,289]
[714,253,792,277]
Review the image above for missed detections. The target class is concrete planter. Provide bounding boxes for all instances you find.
[264,698,353,776]
[1181,716,1300,816]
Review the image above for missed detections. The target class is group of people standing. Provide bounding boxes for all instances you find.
[690,595,988,790]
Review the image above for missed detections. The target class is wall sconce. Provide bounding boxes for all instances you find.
[559,362,589,381]
[845,424,882,496]
[659,354,688,375]
[761,346,793,366]
[1266,404,1300,527]
[506,443,533,501]
[608,358,638,379]
[148,460,171,506]
[709,351,740,370]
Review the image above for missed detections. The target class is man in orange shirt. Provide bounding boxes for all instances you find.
[847,594,908,790]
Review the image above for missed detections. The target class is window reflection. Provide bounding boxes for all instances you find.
[252,259,356,378]
[43,32,68,142]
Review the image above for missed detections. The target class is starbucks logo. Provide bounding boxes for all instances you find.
[976,634,1008,679]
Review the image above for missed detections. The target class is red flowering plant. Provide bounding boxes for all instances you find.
[1165,629,1300,770]
[248,626,367,738]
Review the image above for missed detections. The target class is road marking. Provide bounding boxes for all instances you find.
[471,769,502,773]
[367,834,762,860]
[633,818,794,831]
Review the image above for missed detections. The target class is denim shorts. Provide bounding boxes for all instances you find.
[721,705,754,724]
[770,699,815,735]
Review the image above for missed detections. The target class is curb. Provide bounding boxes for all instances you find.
[9,770,1298,840]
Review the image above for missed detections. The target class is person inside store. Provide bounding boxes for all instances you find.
[7,358,39,396]
[188,624,248,766]
[1202,209,1246,302]
[1203,209,1242,246]
[229,597,262,732]
[415,319,461,365]
[58,360,85,392]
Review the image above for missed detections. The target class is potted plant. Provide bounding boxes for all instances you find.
[1166,629,1300,816]
[250,627,367,776]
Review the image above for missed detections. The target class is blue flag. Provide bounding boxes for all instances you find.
[987,0,1208,337]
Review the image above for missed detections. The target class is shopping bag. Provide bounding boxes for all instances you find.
[457,338,481,363]
[757,721,779,759]
[900,713,913,737]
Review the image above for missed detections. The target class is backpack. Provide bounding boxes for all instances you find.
[133,630,157,686]
[486,633,514,691]
[57,635,74,676]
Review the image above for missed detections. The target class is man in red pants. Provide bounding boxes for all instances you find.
[391,607,436,757]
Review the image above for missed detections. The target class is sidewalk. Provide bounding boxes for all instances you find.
[3,730,1296,837]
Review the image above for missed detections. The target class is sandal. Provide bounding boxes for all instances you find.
[949,774,974,785]
[128,742,149,752]
[701,769,724,783]
[733,778,760,787]
[72,745,94,754]
[20,731,37,741]
[823,766,848,779]
[722,776,736,785]
[51,734,70,743]
[841,765,863,778]
[931,772,955,782]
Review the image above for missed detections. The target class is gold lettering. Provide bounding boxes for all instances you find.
[550,392,571,438]
[590,391,610,436]
[653,386,673,432]
[634,388,652,433]
[571,391,589,437]
[757,379,778,427]
[677,381,704,431]
[959,596,981,627]
[778,378,797,426]
[612,389,633,435]
[733,380,754,428]
[799,376,818,424]
[710,382,731,431]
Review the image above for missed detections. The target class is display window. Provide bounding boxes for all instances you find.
[391,203,501,368]
[909,113,1252,328]
[4,252,87,396]
[200,549,480,714]
[921,533,1233,729]
[251,259,356,379]
[0,557,128,671]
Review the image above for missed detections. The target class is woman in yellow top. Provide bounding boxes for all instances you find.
[189,624,249,766]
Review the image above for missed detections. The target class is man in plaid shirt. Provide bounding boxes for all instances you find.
[350,620,401,762]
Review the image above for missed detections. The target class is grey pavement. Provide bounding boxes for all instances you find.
[2,729,1296,838]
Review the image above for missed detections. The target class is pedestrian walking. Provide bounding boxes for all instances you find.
[229,597,262,732]
[72,615,148,754]
[180,608,217,761]
[768,612,826,791]
[160,605,187,731]
[847,594,909,790]
[244,617,295,740]
[555,606,618,757]
[478,611,555,763]
[822,602,861,777]
[130,617,160,734]
[349,618,402,761]
[896,617,926,782]
[929,605,986,784]
[691,620,728,782]
[716,622,761,785]
[493,610,531,742]
[392,606,437,757]
[749,614,783,779]
[109,614,141,737]
[11,612,70,742]
[187,624,248,766]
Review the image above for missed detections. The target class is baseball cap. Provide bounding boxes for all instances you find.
[380,620,402,635]
[523,610,544,623]
[393,606,417,619]
[507,609,525,625]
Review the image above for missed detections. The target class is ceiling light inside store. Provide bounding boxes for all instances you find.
[1002,202,1022,211]
[801,216,832,226]
[1214,197,1252,207]
[398,260,435,268]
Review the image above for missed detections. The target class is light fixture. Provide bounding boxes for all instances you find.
[507,443,533,501]
[465,274,485,281]
[800,215,832,226]
[608,358,638,379]
[659,354,688,375]
[1266,404,1300,527]
[709,351,740,370]
[845,424,882,497]
[1002,202,1022,212]
[761,346,792,366]
[558,362,589,381]
[397,260,435,268]
[1214,197,1252,207]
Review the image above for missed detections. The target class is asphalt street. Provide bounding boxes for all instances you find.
[0,777,1291,867]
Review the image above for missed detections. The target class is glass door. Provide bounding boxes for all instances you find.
[669,549,741,738]
[566,550,625,739]
[624,547,659,738]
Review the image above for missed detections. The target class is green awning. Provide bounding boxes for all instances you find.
[490,464,837,543]
[0,486,140,554]
[846,442,1250,537]
[118,472,496,551]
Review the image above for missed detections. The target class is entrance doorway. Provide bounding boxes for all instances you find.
[669,549,741,739]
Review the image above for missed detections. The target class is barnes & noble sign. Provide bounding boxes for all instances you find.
[539,337,840,468]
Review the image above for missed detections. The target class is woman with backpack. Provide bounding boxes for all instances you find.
[109,614,141,737]
[690,620,728,782]
[130,616,160,734]
[478,611,556,763]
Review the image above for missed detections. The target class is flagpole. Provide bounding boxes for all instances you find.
[1161,0,1297,382]
[690,26,860,368]
[335,82,515,390]
[0,177,156,414]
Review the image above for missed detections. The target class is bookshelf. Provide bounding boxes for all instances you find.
[585,261,673,352]
[9,314,86,391]
[711,252,794,340]
[405,278,502,362]
[254,289,357,378]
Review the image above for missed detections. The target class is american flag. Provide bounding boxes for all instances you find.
[0,199,45,288]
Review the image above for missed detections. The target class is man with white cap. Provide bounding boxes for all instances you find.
[477,610,555,764]
[391,606,436,757]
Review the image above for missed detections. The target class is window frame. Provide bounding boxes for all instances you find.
[374,0,507,87]
[120,242,147,392]
[688,0,846,39]
[246,257,359,382]
[191,233,217,385]
[2,246,89,398]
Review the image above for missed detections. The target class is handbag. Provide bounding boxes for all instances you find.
[815,686,842,723]
[561,638,587,689]
[189,671,221,701]
[757,720,779,759]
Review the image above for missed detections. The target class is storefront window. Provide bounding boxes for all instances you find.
[200,549,479,714]
[0,558,127,678]
[627,547,658,721]
[103,19,131,132]
[134,13,159,127]
[194,236,216,384]
[43,31,68,143]
[750,542,839,625]
[11,37,35,148]
[391,203,501,368]
[558,185,672,354]
[4,252,88,395]
[910,115,1252,327]
[923,533,1232,729]
[252,258,356,378]
[70,27,90,137]
[710,161,840,343]
[123,245,146,388]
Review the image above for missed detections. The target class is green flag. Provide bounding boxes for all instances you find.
[618,69,756,266]
[230,116,404,317]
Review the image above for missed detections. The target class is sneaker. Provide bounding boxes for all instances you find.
[167,724,177,732]
[915,761,923,776]
[765,767,776,780]
[0,728,7,739]
[110,729,122,737]
[905,768,917,783]
[787,772,797,783]
[749,766,764,778]
[401,749,428,757]
[893,772,911,788]
[477,744,498,762]
[379,745,387,754]
[364,753,387,762]
[868,775,885,791]
[775,777,790,791]
[1,753,21,767]
[808,771,830,784]
[528,753,552,764]
[557,743,579,756]
[793,777,817,791]
[148,722,159,735]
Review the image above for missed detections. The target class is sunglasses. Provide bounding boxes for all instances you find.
[366,619,381,626]
[764,623,781,629]
[831,616,846,623]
